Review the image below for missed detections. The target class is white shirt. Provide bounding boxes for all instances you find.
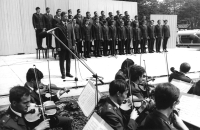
[10,106,22,117]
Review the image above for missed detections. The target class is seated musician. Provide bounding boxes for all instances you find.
[98,79,138,130]
[24,68,69,105]
[0,86,72,130]
[142,83,189,130]
[115,58,134,81]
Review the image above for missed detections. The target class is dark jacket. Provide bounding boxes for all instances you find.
[142,110,177,130]
[148,25,155,38]
[82,25,93,41]
[162,25,170,38]
[117,26,127,40]
[92,23,103,40]
[115,69,127,81]
[74,24,82,40]
[43,13,53,29]
[125,26,133,39]
[109,25,117,40]
[155,25,163,38]
[169,71,192,83]
[102,25,110,40]
[0,107,29,130]
[133,28,142,41]
[53,15,61,28]
[99,97,138,130]
[140,25,148,39]
[32,13,45,29]
[55,21,75,50]
[74,15,84,27]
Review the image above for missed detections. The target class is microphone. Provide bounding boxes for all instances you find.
[39,27,59,38]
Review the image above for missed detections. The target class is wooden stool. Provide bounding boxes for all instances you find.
[36,48,47,59]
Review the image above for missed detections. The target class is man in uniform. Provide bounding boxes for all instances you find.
[125,20,133,54]
[99,11,105,22]
[133,22,142,54]
[140,20,148,53]
[117,21,127,55]
[56,12,75,79]
[132,15,139,28]
[102,20,110,56]
[73,18,82,58]
[114,10,120,21]
[43,7,54,49]
[162,20,170,52]
[32,7,46,49]
[109,20,117,56]
[148,20,155,53]
[155,20,162,53]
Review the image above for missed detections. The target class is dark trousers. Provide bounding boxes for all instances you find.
[110,39,116,55]
[125,39,131,54]
[50,116,73,130]
[119,39,125,54]
[84,41,91,56]
[103,40,108,55]
[156,37,162,52]
[46,33,52,48]
[141,38,147,53]
[59,49,71,76]
[35,29,43,48]
[134,40,140,53]
[163,37,169,50]
[76,39,82,56]
[94,40,101,56]
[148,38,155,52]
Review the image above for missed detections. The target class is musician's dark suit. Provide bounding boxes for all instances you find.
[117,26,127,55]
[109,25,117,55]
[140,25,148,53]
[43,13,53,48]
[53,15,61,49]
[102,25,110,56]
[155,25,163,52]
[82,24,92,57]
[99,97,138,130]
[148,25,155,52]
[133,27,142,54]
[132,20,138,28]
[114,15,120,21]
[115,69,127,81]
[32,13,46,48]
[74,15,84,27]
[125,25,133,54]
[162,25,170,51]
[92,23,103,56]
[74,24,82,56]
[56,21,75,76]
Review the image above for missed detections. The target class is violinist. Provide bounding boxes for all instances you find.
[0,86,50,130]
[115,58,134,81]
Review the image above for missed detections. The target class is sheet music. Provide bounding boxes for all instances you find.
[176,93,200,128]
[171,79,192,93]
[83,112,113,130]
[78,81,101,117]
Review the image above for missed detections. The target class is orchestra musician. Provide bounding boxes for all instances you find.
[142,83,189,130]
[98,79,139,130]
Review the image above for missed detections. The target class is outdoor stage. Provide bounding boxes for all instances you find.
[1,47,200,106]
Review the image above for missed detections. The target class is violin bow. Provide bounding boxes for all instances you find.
[163,51,170,78]
[33,65,46,120]
[47,60,52,101]
[143,60,150,97]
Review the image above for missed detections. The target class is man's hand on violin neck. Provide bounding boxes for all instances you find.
[34,119,50,130]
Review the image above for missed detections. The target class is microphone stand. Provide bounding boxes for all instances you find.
[47,60,52,101]
[49,30,104,108]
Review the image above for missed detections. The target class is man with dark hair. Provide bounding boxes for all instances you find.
[74,9,84,27]
[162,20,170,52]
[56,12,75,79]
[32,7,46,49]
[102,20,110,56]
[92,11,99,21]
[99,11,105,22]
[109,20,117,56]
[0,86,50,130]
[125,21,133,54]
[114,10,120,21]
[43,7,54,49]
[73,18,82,58]
[148,20,155,53]
[117,21,127,55]
[132,15,138,28]
[142,83,189,130]
[155,20,162,53]
[140,20,148,53]
[83,11,93,27]
[115,58,134,81]
[133,22,142,54]
[99,79,138,130]
[68,9,72,16]
[106,12,113,22]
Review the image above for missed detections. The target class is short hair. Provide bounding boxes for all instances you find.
[157,20,161,23]
[180,62,191,73]
[101,11,104,13]
[121,58,134,70]
[116,10,120,13]
[108,12,112,15]
[61,12,67,17]
[26,68,43,82]
[86,11,90,15]
[46,7,50,10]
[36,7,40,10]
[56,9,61,14]
[164,20,168,22]
[9,86,30,103]
[77,9,80,12]
[155,83,180,109]
[135,15,138,18]
[129,65,145,82]
[109,79,128,96]
[94,11,97,14]
[68,9,72,12]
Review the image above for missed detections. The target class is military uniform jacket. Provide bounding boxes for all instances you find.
[109,25,117,40]
[55,21,75,50]
[0,107,30,130]
[140,25,148,39]
[117,26,127,40]
[32,13,45,29]
[168,71,192,83]
[83,17,93,27]
[99,97,138,130]
[148,25,155,38]
[115,69,127,81]
[125,26,133,39]
[155,25,163,38]
[133,28,142,41]
[102,25,110,40]
[43,13,53,30]
[53,15,61,28]
[74,24,82,40]
[92,23,103,40]
[162,25,170,38]
[82,25,92,41]
[74,15,84,27]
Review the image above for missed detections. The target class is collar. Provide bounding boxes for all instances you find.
[10,106,22,117]
[110,98,120,108]
[154,110,170,123]
[27,84,34,91]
